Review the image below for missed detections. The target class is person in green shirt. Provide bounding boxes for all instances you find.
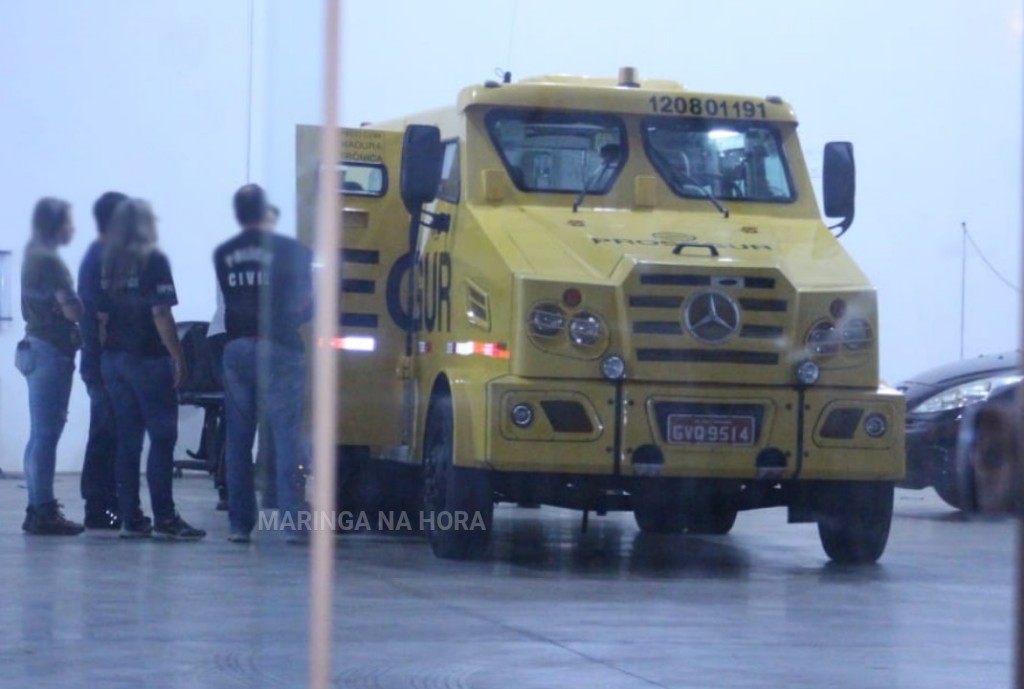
[16,197,85,535]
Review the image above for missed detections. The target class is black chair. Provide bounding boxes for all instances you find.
[174,321,226,486]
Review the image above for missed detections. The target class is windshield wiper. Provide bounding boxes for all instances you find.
[651,148,730,218]
[682,175,730,218]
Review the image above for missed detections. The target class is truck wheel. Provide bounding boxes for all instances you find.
[683,507,738,535]
[633,481,737,535]
[633,505,687,534]
[632,479,686,533]
[817,481,894,564]
[933,474,964,511]
[422,394,493,560]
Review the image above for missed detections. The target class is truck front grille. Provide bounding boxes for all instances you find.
[625,267,794,382]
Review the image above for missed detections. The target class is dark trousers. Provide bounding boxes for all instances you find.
[80,382,118,510]
[101,351,178,523]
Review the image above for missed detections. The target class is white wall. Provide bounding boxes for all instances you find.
[0,0,253,472]
[0,0,1020,471]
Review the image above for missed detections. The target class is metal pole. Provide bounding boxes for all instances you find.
[1016,15,1024,682]
[308,1,340,687]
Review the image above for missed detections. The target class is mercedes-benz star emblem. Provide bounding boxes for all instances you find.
[684,289,741,344]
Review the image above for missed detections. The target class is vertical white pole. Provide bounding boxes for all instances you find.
[309,1,340,687]
[1016,9,1024,682]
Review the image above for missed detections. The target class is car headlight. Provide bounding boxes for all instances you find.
[841,318,872,352]
[806,321,838,355]
[913,374,1023,414]
[568,312,605,347]
[529,303,566,337]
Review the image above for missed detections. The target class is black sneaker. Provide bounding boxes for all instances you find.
[84,504,122,530]
[119,512,153,539]
[153,514,206,541]
[23,501,85,536]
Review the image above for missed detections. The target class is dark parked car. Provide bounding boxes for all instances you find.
[955,381,1021,514]
[898,351,1021,508]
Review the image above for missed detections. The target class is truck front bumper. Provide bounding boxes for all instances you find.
[483,377,905,482]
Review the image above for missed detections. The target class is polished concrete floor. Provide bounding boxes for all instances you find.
[0,473,1015,689]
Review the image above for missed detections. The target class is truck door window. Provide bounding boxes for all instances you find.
[485,110,626,194]
[338,162,387,196]
[437,140,460,203]
[642,119,794,203]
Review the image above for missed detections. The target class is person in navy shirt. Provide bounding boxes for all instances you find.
[77,191,126,529]
[214,184,313,543]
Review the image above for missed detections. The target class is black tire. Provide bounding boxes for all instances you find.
[336,452,373,515]
[422,394,493,559]
[633,504,687,534]
[817,481,894,564]
[683,507,738,535]
[933,473,964,510]
[633,480,737,535]
[633,479,686,533]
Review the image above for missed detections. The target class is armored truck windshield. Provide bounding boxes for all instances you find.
[643,118,795,203]
[485,109,627,194]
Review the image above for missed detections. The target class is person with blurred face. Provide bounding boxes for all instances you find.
[99,199,205,541]
[17,197,85,535]
[215,185,313,543]
[78,191,128,529]
[206,202,283,512]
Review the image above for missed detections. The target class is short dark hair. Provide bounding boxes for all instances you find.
[93,191,128,235]
[31,197,71,245]
[233,184,267,226]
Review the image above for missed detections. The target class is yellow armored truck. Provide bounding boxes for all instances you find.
[295,68,904,563]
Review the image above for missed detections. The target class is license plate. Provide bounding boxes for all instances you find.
[666,414,756,446]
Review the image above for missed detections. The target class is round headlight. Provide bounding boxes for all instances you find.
[806,321,838,355]
[796,360,821,386]
[510,403,534,428]
[529,304,566,337]
[842,318,872,352]
[568,312,605,347]
[864,413,887,438]
[601,355,626,380]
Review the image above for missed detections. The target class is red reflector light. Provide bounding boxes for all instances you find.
[563,288,583,308]
[829,299,847,319]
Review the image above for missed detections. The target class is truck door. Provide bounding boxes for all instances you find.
[296,125,411,455]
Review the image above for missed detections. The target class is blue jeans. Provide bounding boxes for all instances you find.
[223,338,306,534]
[101,351,178,523]
[16,336,75,507]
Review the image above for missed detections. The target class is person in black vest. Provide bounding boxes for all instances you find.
[99,198,206,540]
[215,184,313,543]
[77,191,127,529]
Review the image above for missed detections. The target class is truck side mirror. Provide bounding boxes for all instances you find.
[823,141,855,235]
[400,125,443,216]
